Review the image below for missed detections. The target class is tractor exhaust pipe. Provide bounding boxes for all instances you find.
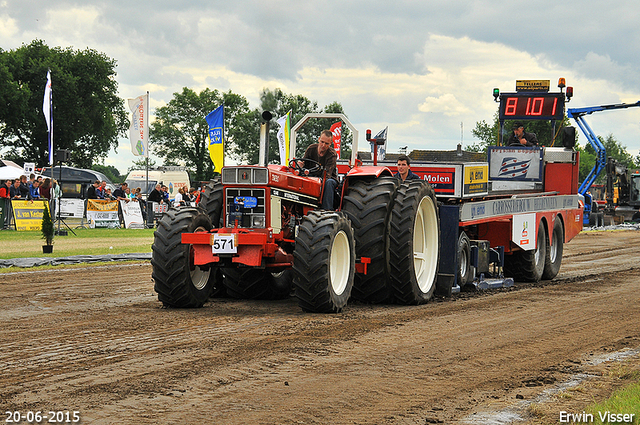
[259,111,273,166]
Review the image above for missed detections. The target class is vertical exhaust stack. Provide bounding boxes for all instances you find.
[259,111,273,166]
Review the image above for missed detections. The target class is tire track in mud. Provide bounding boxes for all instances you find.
[1,230,640,424]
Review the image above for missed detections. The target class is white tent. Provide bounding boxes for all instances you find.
[0,160,45,181]
[0,165,27,180]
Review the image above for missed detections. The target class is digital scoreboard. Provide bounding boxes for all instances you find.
[498,92,565,121]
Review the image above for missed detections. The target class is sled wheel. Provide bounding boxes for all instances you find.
[504,220,547,282]
[542,217,564,280]
[457,231,473,286]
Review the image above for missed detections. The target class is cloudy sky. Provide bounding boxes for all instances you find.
[2,0,640,173]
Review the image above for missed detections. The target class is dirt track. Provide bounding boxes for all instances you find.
[1,230,639,424]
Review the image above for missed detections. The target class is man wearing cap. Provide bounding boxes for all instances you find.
[507,122,539,147]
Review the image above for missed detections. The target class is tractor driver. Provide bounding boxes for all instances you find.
[507,122,539,147]
[300,130,338,210]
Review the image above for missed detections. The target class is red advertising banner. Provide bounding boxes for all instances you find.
[330,121,342,159]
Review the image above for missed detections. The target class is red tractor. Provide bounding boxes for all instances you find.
[151,113,440,313]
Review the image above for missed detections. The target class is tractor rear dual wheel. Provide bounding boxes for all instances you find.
[389,181,440,304]
[199,178,224,227]
[342,177,398,303]
[151,208,218,308]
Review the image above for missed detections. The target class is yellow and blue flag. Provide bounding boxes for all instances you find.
[206,105,224,171]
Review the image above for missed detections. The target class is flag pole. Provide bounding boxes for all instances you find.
[145,91,149,199]
[49,71,54,180]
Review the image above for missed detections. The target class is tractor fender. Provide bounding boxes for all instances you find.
[345,165,394,180]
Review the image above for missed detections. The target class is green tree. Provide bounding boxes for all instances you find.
[583,134,635,183]
[575,144,597,183]
[471,110,571,152]
[91,164,123,184]
[229,88,351,165]
[150,87,251,181]
[127,157,158,175]
[0,40,128,168]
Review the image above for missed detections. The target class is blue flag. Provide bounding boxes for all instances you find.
[206,105,224,171]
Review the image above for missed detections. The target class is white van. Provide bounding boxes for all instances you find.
[125,166,190,200]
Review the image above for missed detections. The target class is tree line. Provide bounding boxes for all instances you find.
[0,41,350,183]
[2,40,637,185]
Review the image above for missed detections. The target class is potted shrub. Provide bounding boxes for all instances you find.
[41,203,54,254]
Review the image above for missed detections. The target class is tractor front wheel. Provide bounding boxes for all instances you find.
[293,211,355,313]
[151,208,217,307]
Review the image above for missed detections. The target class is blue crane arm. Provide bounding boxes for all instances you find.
[567,101,640,195]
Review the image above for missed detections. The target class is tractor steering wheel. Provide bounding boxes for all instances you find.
[289,158,322,176]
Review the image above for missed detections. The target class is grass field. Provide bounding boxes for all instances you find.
[0,227,155,259]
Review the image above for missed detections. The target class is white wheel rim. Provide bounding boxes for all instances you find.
[460,244,469,282]
[190,226,211,291]
[330,230,351,296]
[413,196,439,293]
[549,226,559,263]
[534,226,543,266]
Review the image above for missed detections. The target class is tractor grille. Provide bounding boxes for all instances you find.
[225,188,266,228]
[222,167,269,184]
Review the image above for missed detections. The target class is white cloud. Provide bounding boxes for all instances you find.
[2,0,640,170]
[0,13,18,39]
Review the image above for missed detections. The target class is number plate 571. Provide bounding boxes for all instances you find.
[212,234,237,254]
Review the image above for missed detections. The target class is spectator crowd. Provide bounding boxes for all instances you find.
[2,173,206,230]
[2,173,61,229]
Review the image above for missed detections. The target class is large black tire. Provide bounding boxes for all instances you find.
[198,178,224,227]
[457,231,473,286]
[223,268,291,300]
[151,208,217,307]
[293,211,355,313]
[389,181,440,305]
[341,177,398,303]
[542,217,564,280]
[504,220,547,282]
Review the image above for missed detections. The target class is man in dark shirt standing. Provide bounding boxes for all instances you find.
[19,175,29,199]
[86,180,99,199]
[301,130,338,210]
[507,122,539,147]
[147,184,163,204]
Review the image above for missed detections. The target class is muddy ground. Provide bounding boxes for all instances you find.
[1,230,639,424]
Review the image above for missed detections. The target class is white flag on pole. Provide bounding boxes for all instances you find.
[43,70,53,165]
[128,94,149,157]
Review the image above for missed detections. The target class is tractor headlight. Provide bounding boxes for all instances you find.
[252,215,266,228]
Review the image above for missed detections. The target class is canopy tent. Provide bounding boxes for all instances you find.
[0,165,27,180]
[0,160,45,181]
